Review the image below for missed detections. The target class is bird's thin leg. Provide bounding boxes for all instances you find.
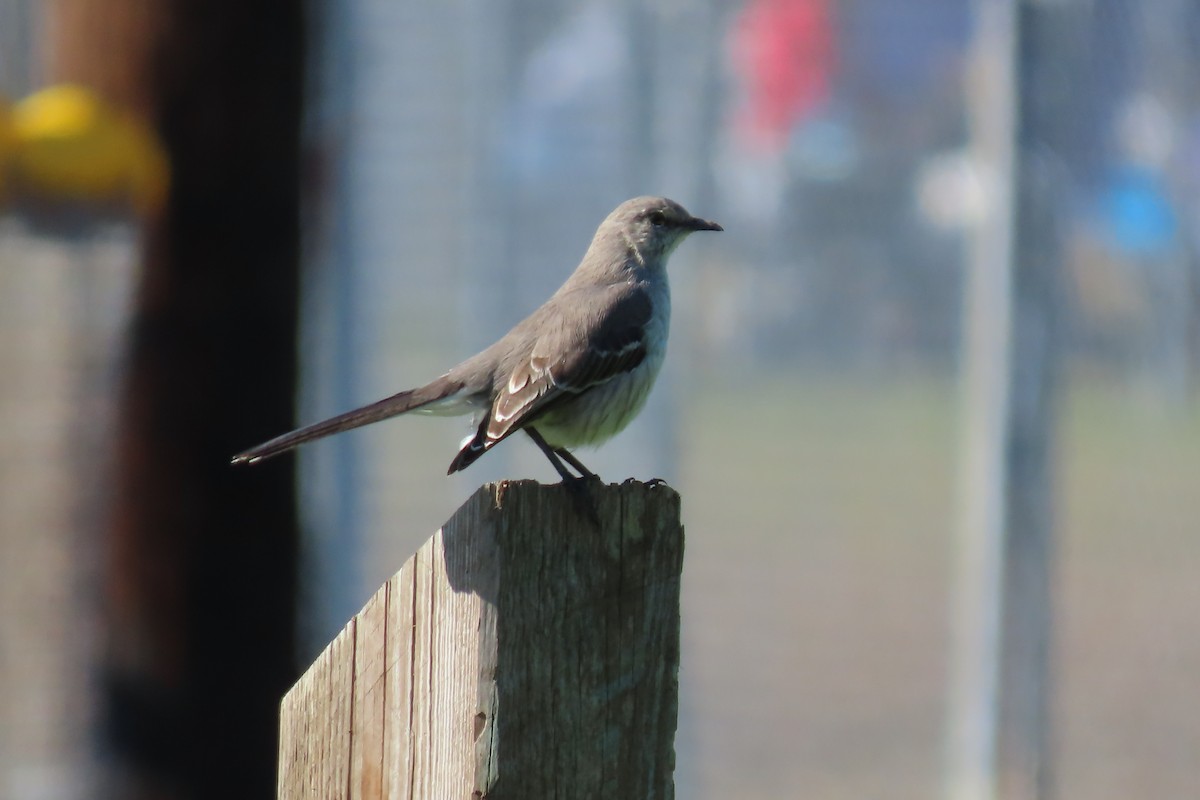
[524,428,579,481]
[554,447,596,479]
[525,427,600,524]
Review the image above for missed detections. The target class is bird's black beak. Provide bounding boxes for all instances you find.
[686,216,723,232]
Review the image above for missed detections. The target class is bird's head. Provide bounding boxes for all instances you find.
[598,196,722,270]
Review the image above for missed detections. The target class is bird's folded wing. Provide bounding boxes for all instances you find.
[485,284,652,444]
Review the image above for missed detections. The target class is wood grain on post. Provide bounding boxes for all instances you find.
[278,480,684,800]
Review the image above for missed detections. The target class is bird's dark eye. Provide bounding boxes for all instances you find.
[648,211,667,226]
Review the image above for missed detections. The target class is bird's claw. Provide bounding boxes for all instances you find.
[562,475,601,527]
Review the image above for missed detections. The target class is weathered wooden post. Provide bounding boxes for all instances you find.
[277,480,684,799]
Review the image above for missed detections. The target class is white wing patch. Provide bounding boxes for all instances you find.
[507,370,530,394]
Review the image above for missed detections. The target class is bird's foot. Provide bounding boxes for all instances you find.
[562,474,602,526]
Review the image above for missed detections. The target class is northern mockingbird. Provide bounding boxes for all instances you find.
[231,196,721,481]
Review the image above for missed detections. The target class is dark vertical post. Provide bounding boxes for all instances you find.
[102,2,305,797]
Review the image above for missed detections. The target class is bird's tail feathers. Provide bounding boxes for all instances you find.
[232,376,465,465]
[446,418,491,475]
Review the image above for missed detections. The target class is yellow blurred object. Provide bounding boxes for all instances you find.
[7,84,169,215]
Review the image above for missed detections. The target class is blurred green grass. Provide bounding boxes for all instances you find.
[677,369,1199,800]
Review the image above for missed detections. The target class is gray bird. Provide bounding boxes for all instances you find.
[231,196,721,480]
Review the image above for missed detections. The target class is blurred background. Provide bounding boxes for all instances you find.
[1,0,1197,798]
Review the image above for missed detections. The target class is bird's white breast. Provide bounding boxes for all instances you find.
[536,278,670,449]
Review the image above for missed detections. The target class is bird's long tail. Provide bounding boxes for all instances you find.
[231,375,465,465]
